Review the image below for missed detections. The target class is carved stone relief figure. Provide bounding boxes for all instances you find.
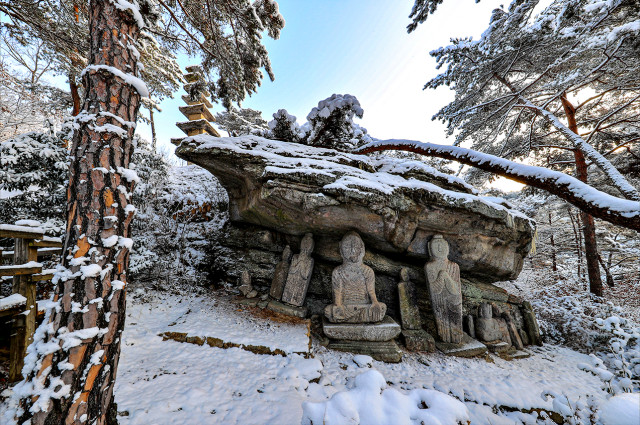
[324,232,386,323]
[269,245,292,300]
[424,235,463,344]
[397,267,421,330]
[281,233,315,307]
[475,302,502,342]
[238,270,257,298]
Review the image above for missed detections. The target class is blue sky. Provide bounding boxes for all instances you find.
[142,0,505,158]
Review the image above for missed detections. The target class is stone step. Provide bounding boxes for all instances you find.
[328,340,402,363]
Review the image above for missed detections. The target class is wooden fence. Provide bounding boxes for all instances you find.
[0,224,61,381]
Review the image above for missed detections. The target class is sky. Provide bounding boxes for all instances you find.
[140,0,512,179]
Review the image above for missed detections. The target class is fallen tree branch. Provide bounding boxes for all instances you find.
[355,139,640,231]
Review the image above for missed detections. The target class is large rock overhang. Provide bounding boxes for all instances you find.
[176,135,536,282]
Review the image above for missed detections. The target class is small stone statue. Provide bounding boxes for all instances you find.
[324,232,386,323]
[397,267,421,330]
[281,233,315,307]
[475,302,503,342]
[238,270,257,298]
[269,245,292,300]
[424,235,463,344]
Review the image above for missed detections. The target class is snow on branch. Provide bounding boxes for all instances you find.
[356,139,640,231]
[515,96,640,202]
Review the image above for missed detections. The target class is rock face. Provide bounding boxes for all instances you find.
[176,135,540,348]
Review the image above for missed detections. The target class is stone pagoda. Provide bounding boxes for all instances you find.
[171,65,220,147]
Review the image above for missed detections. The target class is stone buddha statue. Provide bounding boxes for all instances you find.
[424,235,463,344]
[324,232,386,323]
[281,234,315,307]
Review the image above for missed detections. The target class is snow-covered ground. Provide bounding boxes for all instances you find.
[114,289,626,425]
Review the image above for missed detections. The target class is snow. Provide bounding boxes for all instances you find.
[0,223,45,235]
[359,139,640,217]
[81,65,149,98]
[102,235,119,248]
[14,219,41,227]
[302,369,469,425]
[103,289,618,425]
[92,123,129,137]
[112,0,145,29]
[307,94,364,121]
[599,393,640,425]
[0,294,27,310]
[0,261,42,270]
[80,264,102,279]
[183,135,533,224]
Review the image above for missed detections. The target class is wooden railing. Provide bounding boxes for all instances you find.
[0,224,62,381]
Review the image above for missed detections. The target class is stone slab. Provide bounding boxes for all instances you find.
[485,341,510,354]
[401,329,435,352]
[267,300,308,318]
[328,340,402,363]
[322,316,401,342]
[436,333,487,358]
[509,350,531,360]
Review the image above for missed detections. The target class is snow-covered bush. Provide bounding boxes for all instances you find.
[0,132,68,233]
[532,284,624,351]
[263,94,373,152]
[306,94,372,151]
[589,317,640,394]
[129,140,228,287]
[266,109,306,144]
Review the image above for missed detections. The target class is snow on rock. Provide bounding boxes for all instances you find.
[600,393,640,425]
[176,135,535,282]
[301,369,469,425]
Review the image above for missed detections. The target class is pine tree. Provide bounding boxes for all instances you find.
[215,107,268,137]
[306,94,372,151]
[2,1,284,423]
[394,0,640,296]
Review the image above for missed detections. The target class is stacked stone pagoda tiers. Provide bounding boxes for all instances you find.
[171,65,220,147]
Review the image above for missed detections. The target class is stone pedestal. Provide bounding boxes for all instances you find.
[328,340,402,363]
[267,299,308,318]
[401,329,435,352]
[322,316,400,342]
[435,333,487,358]
[323,316,402,362]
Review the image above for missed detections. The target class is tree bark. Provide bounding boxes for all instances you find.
[150,107,157,151]
[562,95,603,297]
[16,1,142,423]
[69,74,81,117]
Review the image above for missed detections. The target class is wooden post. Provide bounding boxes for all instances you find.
[9,237,38,381]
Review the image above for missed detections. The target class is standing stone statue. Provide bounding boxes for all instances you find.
[324,232,386,323]
[424,235,463,344]
[397,268,421,330]
[270,245,292,300]
[281,233,315,307]
[238,270,257,298]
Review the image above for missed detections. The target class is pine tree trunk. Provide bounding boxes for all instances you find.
[69,74,81,117]
[15,1,142,423]
[561,95,603,297]
[150,108,157,151]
